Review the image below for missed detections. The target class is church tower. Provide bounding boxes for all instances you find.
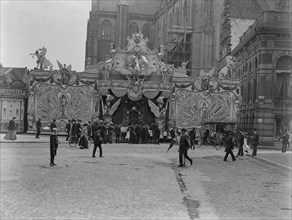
[85,0,101,67]
[116,0,129,49]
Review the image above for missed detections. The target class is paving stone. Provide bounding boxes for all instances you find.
[0,142,291,220]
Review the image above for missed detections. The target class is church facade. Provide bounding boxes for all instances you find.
[84,0,287,140]
[85,0,278,77]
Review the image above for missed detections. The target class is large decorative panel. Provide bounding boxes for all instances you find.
[28,66,98,131]
[36,85,92,123]
[174,69,241,129]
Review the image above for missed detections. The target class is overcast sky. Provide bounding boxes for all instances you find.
[1,0,91,72]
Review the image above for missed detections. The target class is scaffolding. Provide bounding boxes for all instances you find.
[165,25,193,73]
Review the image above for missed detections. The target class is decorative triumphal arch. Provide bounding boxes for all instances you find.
[27,62,98,131]
[28,35,241,132]
[171,59,241,129]
[86,32,176,128]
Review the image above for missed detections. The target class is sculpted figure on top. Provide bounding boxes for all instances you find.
[126,31,150,53]
[218,55,236,79]
[30,47,53,70]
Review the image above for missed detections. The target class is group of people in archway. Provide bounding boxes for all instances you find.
[64,120,168,146]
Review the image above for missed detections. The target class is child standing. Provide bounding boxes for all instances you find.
[50,128,59,166]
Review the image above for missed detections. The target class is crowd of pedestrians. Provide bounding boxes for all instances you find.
[45,118,291,166]
[3,114,291,169]
[4,116,289,167]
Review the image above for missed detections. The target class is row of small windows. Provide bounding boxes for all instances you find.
[99,0,190,42]
[238,55,292,78]
[100,20,151,40]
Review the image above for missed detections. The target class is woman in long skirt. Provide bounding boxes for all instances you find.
[4,117,17,140]
[79,124,89,149]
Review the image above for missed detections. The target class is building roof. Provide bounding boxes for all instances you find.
[1,67,28,83]
[230,18,255,50]
[230,0,263,20]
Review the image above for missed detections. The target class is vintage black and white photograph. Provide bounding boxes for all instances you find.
[1,0,291,219]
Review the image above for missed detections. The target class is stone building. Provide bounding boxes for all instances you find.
[229,10,292,144]
[0,66,28,133]
[216,0,292,144]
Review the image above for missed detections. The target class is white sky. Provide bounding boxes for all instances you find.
[0,0,92,72]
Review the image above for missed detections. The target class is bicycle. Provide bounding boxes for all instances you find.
[197,135,225,150]
[68,135,80,147]
[213,138,225,150]
[198,136,215,147]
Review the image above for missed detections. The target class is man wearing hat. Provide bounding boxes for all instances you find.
[36,118,42,138]
[178,128,193,167]
[50,128,59,166]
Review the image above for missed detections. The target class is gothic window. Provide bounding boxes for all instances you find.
[277,0,290,11]
[156,22,160,43]
[175,8,180,26]
[162,18,167,42]
[100,20,112,40]
[168,13,173,29]
[129,22,139,36]
[183,0,189,25]
[275,56,292,99]
[142,23,150,39]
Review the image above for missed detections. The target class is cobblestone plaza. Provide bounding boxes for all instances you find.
[1,135,291,219]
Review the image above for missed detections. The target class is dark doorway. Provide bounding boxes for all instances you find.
[112,95,155,125]
[129,110,139,124]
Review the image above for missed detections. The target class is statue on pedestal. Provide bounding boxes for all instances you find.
[30,47,53,70]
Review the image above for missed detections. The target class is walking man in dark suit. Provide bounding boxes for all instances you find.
[36,118,42,138]
[50,119,57,132]
[189,127,196,149]
[236,130,244,157]
[65,120,71,141]
[222,126,236,161]
[251,128,259,156]
[92,128,103,158]
[178,128,193,167]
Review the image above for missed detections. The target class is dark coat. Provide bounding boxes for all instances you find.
[36,120,42,129]
[179,134,191,150]
[237,132,244,144]
[99,124,107,136]
[76,123,81,134]
[65,123,71,133]
[8,120,16,130]
[50,134,59,150]
[189,129,196,140]
[282,134,290,144]
[135,125,142,135]
[71,123,77,135]
[170,129,176,139]
[91,123,98,134]
[114,125,121,135]
[251,132,259,147]
[50,122,57,131]
[224,135,234,152]
[153,127,161,137]
[93,131,102,145]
